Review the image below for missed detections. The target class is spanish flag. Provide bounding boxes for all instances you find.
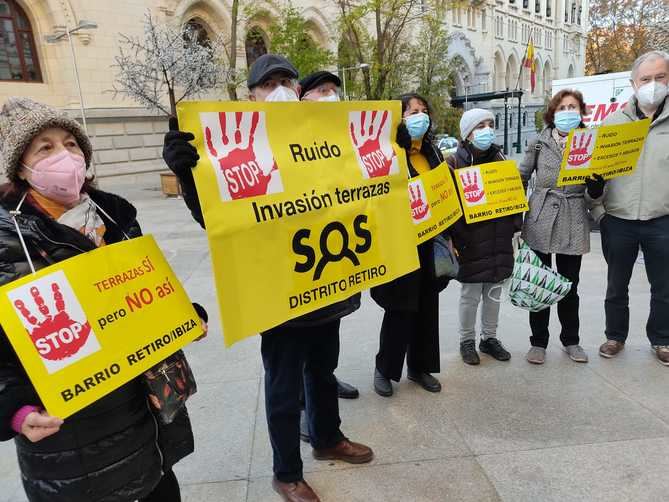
[523,40,536,92]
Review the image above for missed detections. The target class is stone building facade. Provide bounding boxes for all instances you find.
[445,0,589,151]
[0,0,587,176]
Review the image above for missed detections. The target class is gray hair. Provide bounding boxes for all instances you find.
[631,50,669,80]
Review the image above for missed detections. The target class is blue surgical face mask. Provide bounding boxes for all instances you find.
[554,110,582,133]
[405,112,430,140]
[471,127,495,151]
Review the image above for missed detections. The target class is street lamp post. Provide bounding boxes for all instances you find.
[341,63,369,101]
[46,21,98,137]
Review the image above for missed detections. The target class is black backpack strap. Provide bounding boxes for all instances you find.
[533,141,542,168]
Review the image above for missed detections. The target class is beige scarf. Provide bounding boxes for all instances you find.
[57,194,106,247]
[552,127,569,151]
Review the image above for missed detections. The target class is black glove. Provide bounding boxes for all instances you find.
[396,122,412,151]
[585,173,606,199]
[162,116,199,179]
[162,116,205,228]
[192,302,208,323]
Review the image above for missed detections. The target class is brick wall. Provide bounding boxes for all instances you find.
[68,108,170,178]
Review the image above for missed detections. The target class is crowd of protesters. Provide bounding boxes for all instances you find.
[0,48,666,502]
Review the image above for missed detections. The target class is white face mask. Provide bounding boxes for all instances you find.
[265,85,299,102]
[318,94,340,102]
[635,81,668,109]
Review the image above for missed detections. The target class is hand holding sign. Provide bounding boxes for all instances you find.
[349,111,397,178]
[21,410,63,443]
[0,236,201,419]
[204,111,279,200]
[163,117,200,180]
[178,100,418,346]
[408,163,462,244]
[557,119,650,186]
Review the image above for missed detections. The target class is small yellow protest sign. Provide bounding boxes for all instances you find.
[177,101,420,346]
[557,119,651,186]
[0,236,201,419]
[454,160,528,224]
[408,162,462,244]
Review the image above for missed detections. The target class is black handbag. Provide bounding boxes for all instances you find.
[143,350,197,424]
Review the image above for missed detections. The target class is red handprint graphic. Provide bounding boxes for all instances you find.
[349,110,398,178]
[459,168,486,206]
[567,129,597,169]
[202,111,282,201]
[408,181,430,223]
[14,283,92,361]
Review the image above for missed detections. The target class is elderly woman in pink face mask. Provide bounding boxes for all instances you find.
[0,97,206,502]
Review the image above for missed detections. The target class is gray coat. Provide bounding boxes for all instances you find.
[590,96,669,222]
[519,127,591,255]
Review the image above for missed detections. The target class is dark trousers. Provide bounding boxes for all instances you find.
[375,290,440,382]
[600,215,669,345]
[140,469,180,502]
[261,320,344,483]
[529,251,582,349]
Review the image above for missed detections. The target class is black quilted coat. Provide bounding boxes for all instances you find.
[0,186,193,502]
[447,143,522,284]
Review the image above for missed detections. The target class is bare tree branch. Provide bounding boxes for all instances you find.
[112,11,230,116]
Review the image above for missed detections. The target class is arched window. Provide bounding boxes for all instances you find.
[184,19,211,48]
[495,114,501,129]
[0,1,42,82]
[245,27,267,68]
[522,111,527,126]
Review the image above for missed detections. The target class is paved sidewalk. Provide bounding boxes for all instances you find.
[1,174,667,502]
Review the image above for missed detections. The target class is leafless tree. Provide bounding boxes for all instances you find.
[113,12,228,116]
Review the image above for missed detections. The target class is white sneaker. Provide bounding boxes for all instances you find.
[526,346,546,364]
[564,344,588,363]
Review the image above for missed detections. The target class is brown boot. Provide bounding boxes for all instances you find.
[271,478,320,502]
[654,346,669,366]
[313,439,374,464]
[599,340,625,358]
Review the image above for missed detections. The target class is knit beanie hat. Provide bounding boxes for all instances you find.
[459,108,495,141]
[0,97,93,181]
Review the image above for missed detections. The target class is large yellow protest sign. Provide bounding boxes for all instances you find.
[0,236,202,418]
[454,160,528,224]
[177,101,419,346]
[409,162,462,244]
[557,119,650,186]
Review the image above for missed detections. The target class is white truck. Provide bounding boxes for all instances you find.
[551,71,634,125]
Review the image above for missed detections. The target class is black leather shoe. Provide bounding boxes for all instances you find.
[407,371,442,393]
[336,378,360,399]
[299,409,310,444]
[373,368,393,397]
[479,338,511,361]
[460,340,480,365]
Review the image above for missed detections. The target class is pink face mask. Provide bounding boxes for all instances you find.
[23,150,86,205]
